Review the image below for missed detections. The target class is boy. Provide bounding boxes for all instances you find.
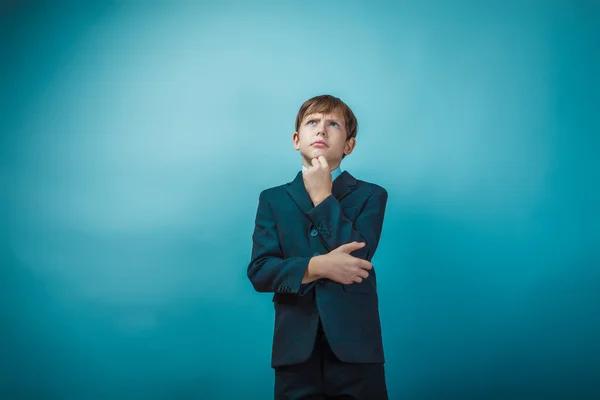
[247,94,389,399]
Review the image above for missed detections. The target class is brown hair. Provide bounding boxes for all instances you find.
[295,94,358,141]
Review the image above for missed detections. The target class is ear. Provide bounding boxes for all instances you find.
[292,132,300,150]
[344,137,356,156]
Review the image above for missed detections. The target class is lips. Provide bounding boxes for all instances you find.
[311,141,328,147]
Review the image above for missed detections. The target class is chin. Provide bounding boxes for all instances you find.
[310,148,327,156]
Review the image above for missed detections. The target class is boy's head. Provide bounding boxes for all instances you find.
[292,94,358,170]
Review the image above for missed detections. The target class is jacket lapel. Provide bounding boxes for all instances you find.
[286,170,359,216]
[332,170,358,201]
[286,171,313,216]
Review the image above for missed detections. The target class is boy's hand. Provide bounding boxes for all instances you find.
[302,156,332,206]
[313,242,372,285]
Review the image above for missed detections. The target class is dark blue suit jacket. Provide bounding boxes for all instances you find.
[247,170,388,368]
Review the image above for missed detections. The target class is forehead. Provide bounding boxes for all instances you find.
[302,108,344,122]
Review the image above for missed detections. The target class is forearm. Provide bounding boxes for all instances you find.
[248,191,313,295]
[306,190,388,261]
[247,255,310,294]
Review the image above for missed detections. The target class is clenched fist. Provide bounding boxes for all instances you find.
[302,156,333,206]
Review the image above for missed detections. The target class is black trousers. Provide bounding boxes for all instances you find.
[274,322,388,400]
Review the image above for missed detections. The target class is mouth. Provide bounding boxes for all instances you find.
[311,141,328,147]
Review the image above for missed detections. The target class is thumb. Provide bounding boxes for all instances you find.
[337,241,366,253]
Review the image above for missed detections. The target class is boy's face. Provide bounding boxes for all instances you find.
[292,107,356,170]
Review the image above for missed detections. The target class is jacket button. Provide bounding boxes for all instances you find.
[310,229,319,237]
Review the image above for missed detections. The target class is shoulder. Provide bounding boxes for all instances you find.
[353,176,388,199]
[257,181,290,203]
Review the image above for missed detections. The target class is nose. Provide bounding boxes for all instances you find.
[316,121,327,136]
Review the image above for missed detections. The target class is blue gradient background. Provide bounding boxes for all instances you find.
[1,1,599,399]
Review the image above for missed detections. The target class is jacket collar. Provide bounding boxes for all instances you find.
[286,170,358,215]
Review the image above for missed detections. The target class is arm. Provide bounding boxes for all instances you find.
[247,191,320,294]
[306,188,388,262]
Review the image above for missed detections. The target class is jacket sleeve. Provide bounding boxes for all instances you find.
[305,187,388,262]
[247,190,310,294]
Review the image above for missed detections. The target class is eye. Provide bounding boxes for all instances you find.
[330,122,340,128]
[307,120,317,125]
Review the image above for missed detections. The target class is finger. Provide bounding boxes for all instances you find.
[353,276,363,284]
[357,269,369,279]
[347,242,366,254]
[359,260,373,270]
[317,156,329,169]
[311,158,320,168]
[349,266,369,279]
[338,241,365,253]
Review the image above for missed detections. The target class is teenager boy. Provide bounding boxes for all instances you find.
[248,94,389,399]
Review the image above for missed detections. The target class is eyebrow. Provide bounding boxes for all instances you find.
[305,115,344,127]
